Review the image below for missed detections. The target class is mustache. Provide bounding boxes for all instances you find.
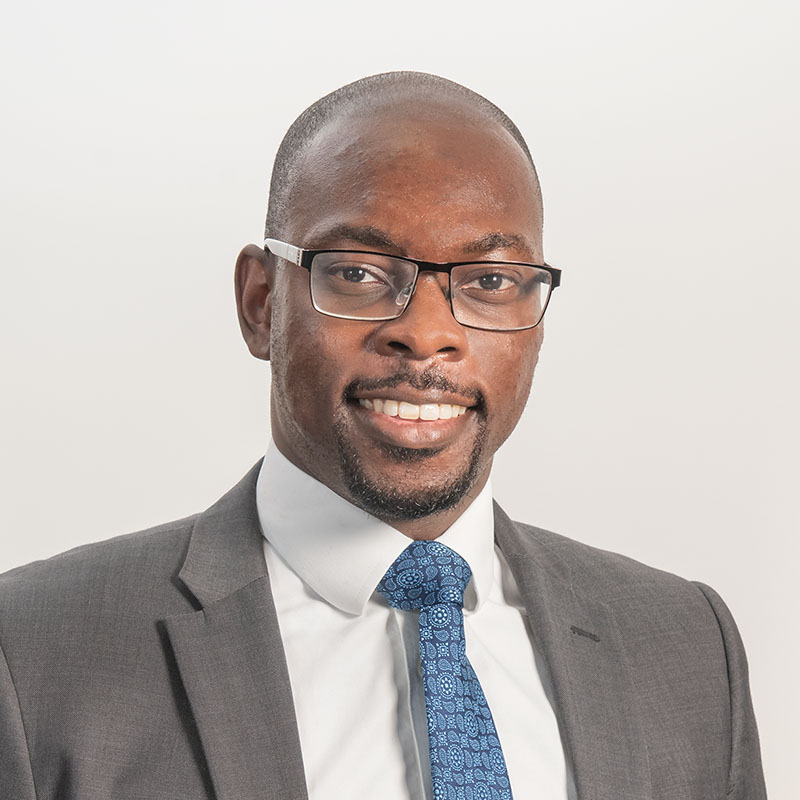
[343,368,484,407]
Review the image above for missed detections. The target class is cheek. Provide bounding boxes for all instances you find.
[515,331,543,406]
[269,284,328,418]
[272,290,362,420]
[514,329,543,395]
[478,329,542,437]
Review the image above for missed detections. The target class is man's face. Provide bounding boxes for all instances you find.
[265,102,544,522]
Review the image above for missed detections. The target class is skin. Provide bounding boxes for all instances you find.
[235,96,545,540]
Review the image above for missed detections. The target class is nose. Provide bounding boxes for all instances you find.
[373,272,469,361]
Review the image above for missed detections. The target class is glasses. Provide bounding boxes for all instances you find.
[264,238,561,332]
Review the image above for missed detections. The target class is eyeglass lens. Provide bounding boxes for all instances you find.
[309,251,552,331]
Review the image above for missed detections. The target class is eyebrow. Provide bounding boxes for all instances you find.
[306,224,535,260]
[306,224,404,253]
[461,232,535,257]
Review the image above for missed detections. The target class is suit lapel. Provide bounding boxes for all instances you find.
[163,462,308,800]
[494,504,653,800]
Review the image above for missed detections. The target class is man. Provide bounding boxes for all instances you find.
[0,73,765,799]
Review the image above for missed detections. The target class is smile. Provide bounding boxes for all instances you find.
[358,398,468,421]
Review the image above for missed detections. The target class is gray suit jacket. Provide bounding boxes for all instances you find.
[0,463,766,799]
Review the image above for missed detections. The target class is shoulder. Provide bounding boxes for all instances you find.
[517,519,691,586]
[504,517,731,629]
[0,515,200,631]
[503,520,765,797]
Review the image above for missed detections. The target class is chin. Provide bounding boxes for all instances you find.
[333,421,488,521]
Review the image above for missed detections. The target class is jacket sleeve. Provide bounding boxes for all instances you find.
[0,639,37,799]
[693,582,767,800]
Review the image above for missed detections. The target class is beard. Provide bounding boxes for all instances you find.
[332,412,488,521]
[333,372,486,522]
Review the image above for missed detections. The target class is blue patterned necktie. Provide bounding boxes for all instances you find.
[377,540,513,800]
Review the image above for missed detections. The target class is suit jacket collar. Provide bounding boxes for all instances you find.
[165,465,653,800]
[177,460,267,607]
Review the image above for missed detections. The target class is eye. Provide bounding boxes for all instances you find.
[453,264,549,309]
[326,261,389,286]
[335,266,380,283]
[459,268,522,293]
[468,273,516,291]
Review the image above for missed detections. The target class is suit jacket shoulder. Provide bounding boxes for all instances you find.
[495,509,766,800]
[0,461,304,800]
[0,515,198,615]
[508,515,704,597]
[505,515,752,645]
[0,516,209,800]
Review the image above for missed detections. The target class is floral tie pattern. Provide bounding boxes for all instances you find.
[377,540,513,800]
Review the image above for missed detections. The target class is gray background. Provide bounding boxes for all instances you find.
[1,1,796,795]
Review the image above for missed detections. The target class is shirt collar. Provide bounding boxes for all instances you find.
[256,441,496,616]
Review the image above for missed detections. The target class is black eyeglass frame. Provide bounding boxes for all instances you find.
[263,238,562,331]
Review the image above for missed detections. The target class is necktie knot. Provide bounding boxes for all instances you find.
[377,540,472,611]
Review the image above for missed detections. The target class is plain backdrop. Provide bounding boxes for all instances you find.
[1,1,797,795]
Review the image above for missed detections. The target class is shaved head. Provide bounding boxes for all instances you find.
[264,71,542,240]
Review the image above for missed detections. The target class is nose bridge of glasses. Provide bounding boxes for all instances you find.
[382,255,446,305]
[374,269,468,358]
[406,269,452,304]
[393,272,458,336]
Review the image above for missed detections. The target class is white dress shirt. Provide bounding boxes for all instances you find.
[257,441,570,799]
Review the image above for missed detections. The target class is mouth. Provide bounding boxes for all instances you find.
[341,372,484,450]
[357,398,468,421]
[344,384,482,453]
[349,397,476,450]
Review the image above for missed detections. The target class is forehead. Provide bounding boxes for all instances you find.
[284,100,543,259]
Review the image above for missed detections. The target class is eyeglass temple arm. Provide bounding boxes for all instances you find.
[264,238,304,266]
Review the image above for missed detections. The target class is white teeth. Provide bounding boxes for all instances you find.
[420,403,439,421]
[398,402,420,420]
[358,399,468,420]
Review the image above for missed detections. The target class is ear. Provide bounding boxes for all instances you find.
[234,244,274,361]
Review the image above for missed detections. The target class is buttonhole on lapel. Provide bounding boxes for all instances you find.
[570,625,600,642]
